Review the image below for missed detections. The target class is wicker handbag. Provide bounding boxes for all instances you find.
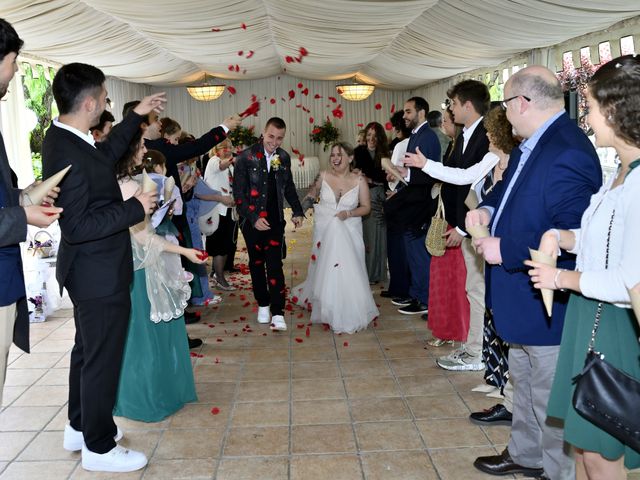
[425,192,447,257]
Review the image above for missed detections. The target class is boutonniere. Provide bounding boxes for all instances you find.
[270,154,281,171]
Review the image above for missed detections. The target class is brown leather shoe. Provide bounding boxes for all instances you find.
[473,448,544,477]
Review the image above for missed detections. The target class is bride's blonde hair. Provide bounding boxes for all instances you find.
[329,142,355,170]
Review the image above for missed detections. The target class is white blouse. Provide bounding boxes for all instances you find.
[570,167,640,307]
[423,151,499,188]
[203,155,233,217]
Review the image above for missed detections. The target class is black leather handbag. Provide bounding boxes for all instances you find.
[572,208,640,453]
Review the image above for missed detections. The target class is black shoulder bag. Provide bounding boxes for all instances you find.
[572,209,640,453]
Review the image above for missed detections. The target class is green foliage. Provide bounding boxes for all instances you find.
[21,64,57,178]
[228,125,259,148]
[309,120,340,151]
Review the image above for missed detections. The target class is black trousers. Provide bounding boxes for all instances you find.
[68,288,131,453]
[241,220,286,315]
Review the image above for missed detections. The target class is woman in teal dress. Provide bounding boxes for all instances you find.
[526,55,640,479]
[113,132,205,422]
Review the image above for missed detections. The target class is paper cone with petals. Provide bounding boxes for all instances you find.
[141,169,157,194]
[163,176,175,203]
[467,224,490,239]
[381,157,407,185]
[629,287,640,329]
[529,248,556,317]
[23,165,71,206]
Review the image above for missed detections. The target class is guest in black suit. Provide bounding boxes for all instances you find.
[42,63,163,472]
[385,97,441,315]
[233,117,304,331]
[0,18,62,404]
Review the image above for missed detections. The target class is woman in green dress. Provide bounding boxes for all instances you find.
[113,131,205,422]
[526,55,640,479]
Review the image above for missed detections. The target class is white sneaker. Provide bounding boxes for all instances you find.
[82,444,147,472]
[257,306,271,324]
[63,424,123,452]
[270,315,287,331]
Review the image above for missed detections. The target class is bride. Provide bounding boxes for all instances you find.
[293,142,379,333]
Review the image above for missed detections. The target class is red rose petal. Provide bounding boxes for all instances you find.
[305,326,310,337]
[309,117,314,124]
[288,90,295,100]
[385,122,393,131]
[269,240,280,246]
[211,407,220,415]
[259,211,268,218]
[237,50,243,56]
[285,56,294,63]
[343,341,349,347]
[228,65,234,71]
[269,278,277,286]
[250,188,259,197]
[356,123,364,128]
[317,241,321,248]
[314,94,322,99]
[246,50,255,58]
[241,23,247,30]
[235,64,240,72]
[299,47,308,56]
[328,96,337,103]
[375,103,382,110]
[390,103,395,113]
[270,98,276,104]
[228,86,237,94]
[311,254,317,261]
[297,82,303,88]
[211,28,221,32]
[295,338,304,343]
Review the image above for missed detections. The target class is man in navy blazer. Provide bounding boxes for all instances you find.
[42,63,163,472]
[0,18,62,404]
[468,66,602,479]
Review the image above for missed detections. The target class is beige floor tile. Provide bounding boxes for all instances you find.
[336,346,385,361]
[291,346,337,362]
[141,458,217,479]
[12,385,68,407]
[35,368,70,386]
[361,450,439,480]
[355,421,424,451]
[52,355,70,369]
[388,358,443,376]
[193,364,243,382]
[429,446,501,480]
[30,339,74,353]
[0,460,78,480]
[245,348,290,363]
[194,382,237,404]
[230,401,289,427]
[292,399,351,425]
[447,371,486,390]
[350,397,411,422]
[290,454,362,480]
[1,385,29,407]
[383,344,431,358]
[8,352,65,370]
[17,431,78,461]
[416,418,491,448]
[291,378,345,400]
[44,407,69,431]
[291,361,340,380]
[406,394,470,419]
[196,347,247,364]
[0,431,37,461]
[0,406,60,431]
[223,426,289,456]
[154,428,223,459]
[344,376,400,398]
[216,456,288,480]
[291,424,356,454]
[69,465,143,479]
[236,380,290,402]
[340,360,392,378]
[3,368,47,387]
[169,403,232,429]
[397,374,456,396]
[113,416,171,432]
[480,424,511,445]
[241,363,290,381]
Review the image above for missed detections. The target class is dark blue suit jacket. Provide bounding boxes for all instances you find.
[481,112,601,345]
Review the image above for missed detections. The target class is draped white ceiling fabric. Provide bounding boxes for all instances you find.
[1,1,639,89]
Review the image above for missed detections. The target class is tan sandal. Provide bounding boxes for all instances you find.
[427,338,453,347]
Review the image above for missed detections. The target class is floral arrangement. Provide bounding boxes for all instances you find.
[309,120,340,151]
[228,125,259,148]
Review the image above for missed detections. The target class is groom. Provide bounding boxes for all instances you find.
[233,117,304,331]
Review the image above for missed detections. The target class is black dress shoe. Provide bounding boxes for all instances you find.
[398,301,428,315]
[184,311,201,325]
[188,337,203,349]
[469,403,512,426]
[474,448,543,477]
[391,296,412,306]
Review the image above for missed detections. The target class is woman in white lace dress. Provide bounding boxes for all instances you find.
[293,143,379,333]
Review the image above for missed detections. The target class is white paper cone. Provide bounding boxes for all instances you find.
[467,224,490,239]
[629,287,640,328]
[142,169,157,194]
[529,248,556,317]
[381,157,408,185]
[163,176,175,203]
[23,165,71,206]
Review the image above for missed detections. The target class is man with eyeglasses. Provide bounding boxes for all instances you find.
[467,66,602,479]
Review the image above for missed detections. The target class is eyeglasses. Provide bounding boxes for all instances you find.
[501,95,531,110]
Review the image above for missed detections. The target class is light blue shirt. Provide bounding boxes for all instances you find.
[489,110,564,235]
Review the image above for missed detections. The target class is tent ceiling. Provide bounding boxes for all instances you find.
[2,1,639,89]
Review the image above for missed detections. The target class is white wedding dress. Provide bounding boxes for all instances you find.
[293,178,379,333]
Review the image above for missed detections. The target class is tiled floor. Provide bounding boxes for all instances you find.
[2,219,523,480]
